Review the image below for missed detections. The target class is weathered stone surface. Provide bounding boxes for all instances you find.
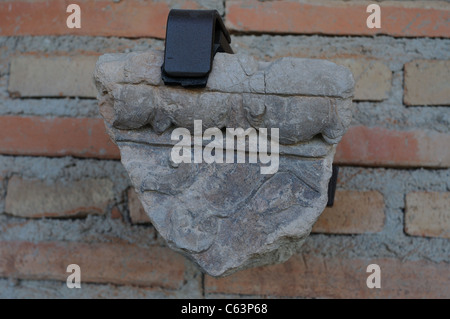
[94,50,354,276]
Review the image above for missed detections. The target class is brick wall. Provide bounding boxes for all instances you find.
[0,0,449,298]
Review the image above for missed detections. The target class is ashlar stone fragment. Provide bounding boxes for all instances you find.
[94,50,354,276]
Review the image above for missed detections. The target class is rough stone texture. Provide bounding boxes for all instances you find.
[5,176,114,218]
[94,50,354,276]
[312,190,385,234]
[8,55,99,98]
[404,60,450,105]
[405,192,450,239]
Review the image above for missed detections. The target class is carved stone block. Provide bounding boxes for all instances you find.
[94,50,354,276]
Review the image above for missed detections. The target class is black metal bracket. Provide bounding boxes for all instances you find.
[327,165,339,207]
[161,9,234,88]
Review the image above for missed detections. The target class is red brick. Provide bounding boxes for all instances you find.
[226,1,450,38]
[0,117,449,168]
[0,241,186,289]
[335,126,450,168]
[0,0,205,38]
[312,190,385,234]
[5,176,114,218]
[205,254,450,298]
[405,192,450,239]
[404,60,450,106]
[0,116,120,159]
[128,188,151,224]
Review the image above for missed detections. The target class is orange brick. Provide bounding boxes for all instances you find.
[334,59,392,101]
[226,0,450,38]
[5,176,114,218]
[335,126,450,168]
[205,254,450,298]
[404,60,450,106]
[0,0,205,38]
[312,190,385,234]
[0,116,120,159]
[405,192,450,239]
[128,188,151,224]
[110,206,123,221]
[0,241,186,289]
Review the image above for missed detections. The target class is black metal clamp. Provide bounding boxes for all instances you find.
[162,9,234,87]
